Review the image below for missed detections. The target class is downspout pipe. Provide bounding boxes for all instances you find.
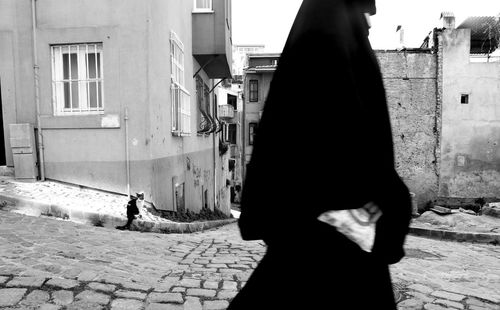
[212,83,217,209]
[31,0,45,181]
[124,108,131,199]
[241,82,246,183]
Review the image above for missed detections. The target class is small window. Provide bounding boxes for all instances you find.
[194,0,212,12]
[51,43,104,115]
[249,122,258,145]
[460,94,469,104]
[249,80,259,102]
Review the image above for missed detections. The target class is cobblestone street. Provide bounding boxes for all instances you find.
[0,210,498,310]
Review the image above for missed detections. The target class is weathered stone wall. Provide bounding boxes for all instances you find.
[439,29,500,199]
[375,50,440,208]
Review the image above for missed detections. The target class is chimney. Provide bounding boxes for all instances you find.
[440,12,455,29]
[396,25,405,48]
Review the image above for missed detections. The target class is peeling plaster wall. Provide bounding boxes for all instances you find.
[440,29,500,199]
[376,50,440,207]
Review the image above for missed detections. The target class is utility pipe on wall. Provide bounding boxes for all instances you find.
[31,0,45,181]
[212,84,217,209]
[124,108,131,199]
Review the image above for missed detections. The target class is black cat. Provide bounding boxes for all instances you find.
[116,192,144,230]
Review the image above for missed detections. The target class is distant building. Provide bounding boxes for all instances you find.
[232,44,265,78]
[242,53,280,180]
[0,0,233,214]
[437,13,500,198]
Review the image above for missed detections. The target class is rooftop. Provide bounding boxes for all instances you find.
[458,16,500,54]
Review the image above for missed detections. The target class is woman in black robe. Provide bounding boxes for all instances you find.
[228,0,412,309]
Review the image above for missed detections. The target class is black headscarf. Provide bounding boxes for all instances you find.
[239,0,411,264]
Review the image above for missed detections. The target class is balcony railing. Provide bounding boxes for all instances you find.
[219,104,235,119]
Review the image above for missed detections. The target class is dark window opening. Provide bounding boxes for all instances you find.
[228,123,237,144]
[461,94,469,104]
[228,94,237,110]
[228,159,235,172]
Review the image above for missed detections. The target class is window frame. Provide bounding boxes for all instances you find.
[170,31,191,136]
[193,0,213,12]
[460,93,470,105]
[51,43,104,116]
[249,80,259,102]
[249,122,258,146]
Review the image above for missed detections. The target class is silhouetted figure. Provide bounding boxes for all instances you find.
[229,0,412,309]
[116,192,143,230]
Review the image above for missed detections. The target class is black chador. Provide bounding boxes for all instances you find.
[229,0,412,309]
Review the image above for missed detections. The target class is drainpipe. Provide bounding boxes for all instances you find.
[31,0,45,181]
[124,108,131,199]
[241,81,246,183]
[212,84,217,209]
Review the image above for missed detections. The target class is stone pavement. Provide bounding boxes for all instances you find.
[0,210,499,309]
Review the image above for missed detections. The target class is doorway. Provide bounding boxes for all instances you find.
[0,81,6,165]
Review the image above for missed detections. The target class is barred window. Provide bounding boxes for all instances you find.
[249,80,259,102]
[51,43,104,115]
[170,31,191,136]
[194,0,212,11]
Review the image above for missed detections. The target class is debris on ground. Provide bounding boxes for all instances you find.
[430,205,452,215]
[482,202,500,218]
[412,211,500,234]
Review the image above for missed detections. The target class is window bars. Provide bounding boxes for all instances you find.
[51,43,104,115]
[194,0,212,11]
[171,83,191,136]
[170,31,191,136]
[249,80,259,102]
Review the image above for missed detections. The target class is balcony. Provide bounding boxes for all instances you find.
[218,104,235,119]
[192,0,232,79]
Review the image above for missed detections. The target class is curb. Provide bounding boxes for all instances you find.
[0,193,238,234]
[409,226,500,245]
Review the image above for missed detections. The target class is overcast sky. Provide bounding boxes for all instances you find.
[232,0,500,52]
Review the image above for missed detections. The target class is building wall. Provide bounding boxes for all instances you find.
[240,51,441,207]
[243,72,273,164]
[440,28,500,198]
[145,0,221,212]
[232,45,265,76]
[376,50,440,208]
[0,0,230,214]
[1,0,141,191]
